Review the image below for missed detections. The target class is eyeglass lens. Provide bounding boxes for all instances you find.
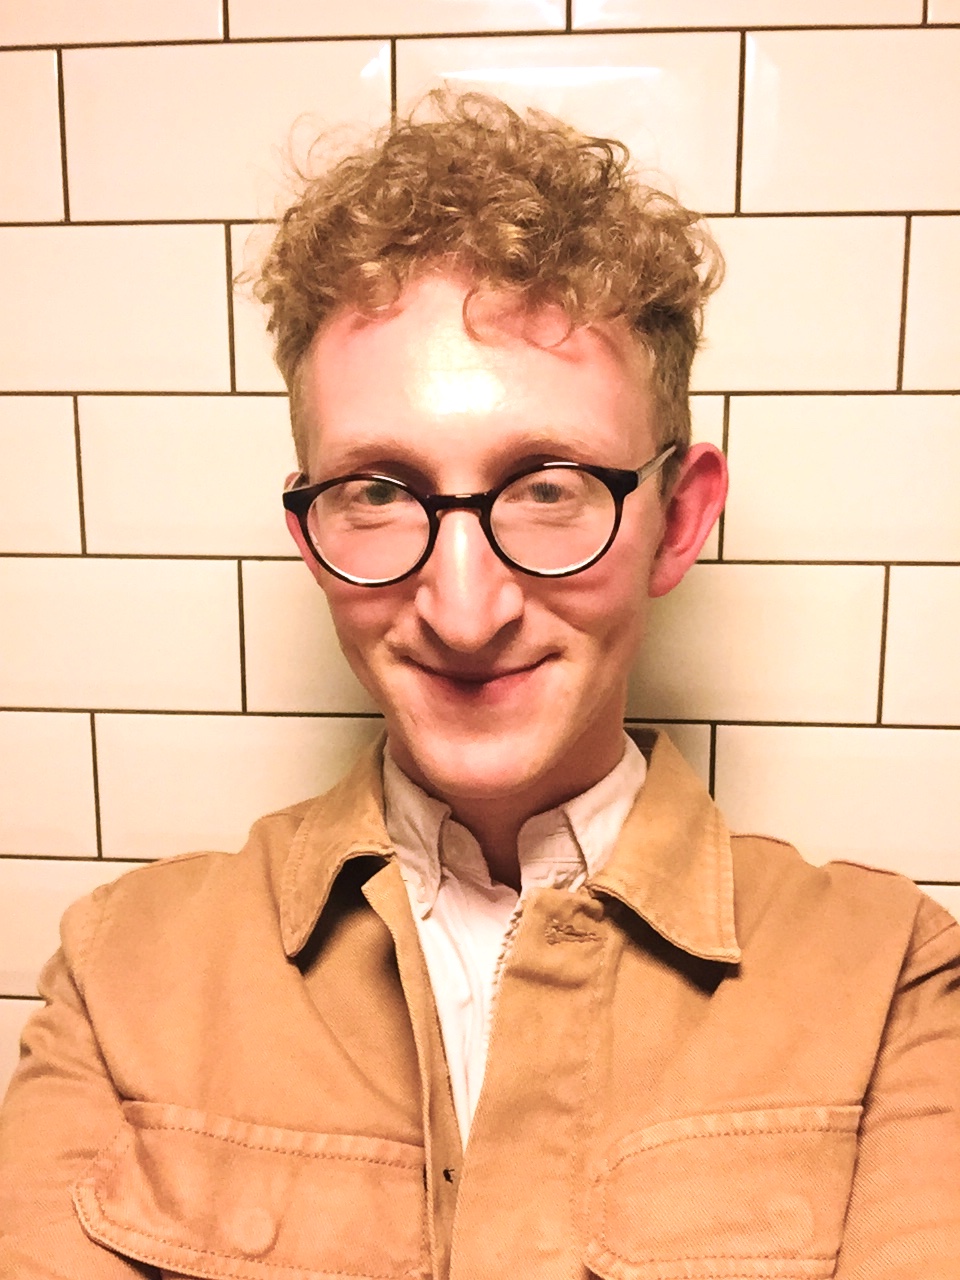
[307,468,618,582]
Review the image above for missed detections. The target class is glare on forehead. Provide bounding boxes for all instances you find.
[406,303,509,419]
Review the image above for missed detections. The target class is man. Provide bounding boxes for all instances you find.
[0,94,958,1278]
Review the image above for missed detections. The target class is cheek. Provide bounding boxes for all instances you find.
[320,579,399,659]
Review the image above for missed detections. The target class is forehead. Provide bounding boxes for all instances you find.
[297,274,654,474]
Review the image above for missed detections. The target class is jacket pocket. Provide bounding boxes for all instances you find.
[585,1104,862,1280]
[73,1100,429,1280]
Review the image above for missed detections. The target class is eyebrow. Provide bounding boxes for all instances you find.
[316,429,604,480]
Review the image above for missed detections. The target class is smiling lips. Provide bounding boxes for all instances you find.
[410,656,551,693]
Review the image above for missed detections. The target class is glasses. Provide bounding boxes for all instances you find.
[283,443,677,587]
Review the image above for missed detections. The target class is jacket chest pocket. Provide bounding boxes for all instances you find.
[73,1101,429,1280]
[585,1105,862,1280]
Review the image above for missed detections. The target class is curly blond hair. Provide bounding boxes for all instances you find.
[254,92,722,468]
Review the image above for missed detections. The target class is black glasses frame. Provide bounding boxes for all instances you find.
[283,443,678,587]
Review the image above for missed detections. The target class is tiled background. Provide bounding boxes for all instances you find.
[1,0,959,1090]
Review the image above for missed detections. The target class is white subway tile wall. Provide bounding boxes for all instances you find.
[1,5,958,1090]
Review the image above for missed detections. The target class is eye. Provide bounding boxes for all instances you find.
[359,478,406,506]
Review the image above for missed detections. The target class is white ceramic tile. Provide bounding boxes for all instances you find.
[397,33,741,213]
[902,218,960,391]
[0,998,41,1098]
[0,397,80,553]
[0,559,241,711]
[0,51,63,221]
[79,396,296,556]
[0,859,136,997]
[229,0,565,38]
[921,885,960,922]
[0,713,97,857]
[694,217,904,392]
[574,0,921,26]
[724,395,960,562]
[627,720,712,787]
[741,31,960,214]
[927,0,960,22]
[232,223,287,394]
[0,226,230,392]
[882,568,960,728]
[96,713,382,860]
[628,563,885,722]
[689,395,724,560]
[242,561,379,714]
[64,42,391,222]
[0,0,222,45]
[715,725,960,880]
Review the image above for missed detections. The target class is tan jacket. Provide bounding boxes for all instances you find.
[1,731,958,1279]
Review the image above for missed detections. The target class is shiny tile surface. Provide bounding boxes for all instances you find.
[0,859,135,996]
[242,561,379,714]
[0,51,63,221]
[0,0,222,45]
[229,0,565,38]
[742,30,960,213]
[574,0,921,25]
[715,726,960,880]
[628,564,885,722]
[694,217,904,390]
[0,713,97,857]
[80,396,295,555]
[902,217,960,391]
[723,395,960,561]
[928,0,960,19]
[0,559,241,711]
[397,32,741,212]
[883,568,960,727]
[64,42,391,221]
[0,226,230,392]
[96,714,383,860]
[0,397,80,554]
[232,223,287,394]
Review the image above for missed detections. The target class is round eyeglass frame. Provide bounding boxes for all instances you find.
[282,442,678,587]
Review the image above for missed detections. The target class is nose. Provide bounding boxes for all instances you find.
[413,509,524,651]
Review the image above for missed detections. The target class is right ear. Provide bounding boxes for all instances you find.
[284,475,327,587]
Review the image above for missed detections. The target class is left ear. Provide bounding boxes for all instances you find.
[648,443,728,598]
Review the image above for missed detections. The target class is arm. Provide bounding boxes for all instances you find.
[836,895,960,1278]
[0,894,156,1279]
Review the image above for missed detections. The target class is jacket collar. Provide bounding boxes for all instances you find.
[279,729,740,965]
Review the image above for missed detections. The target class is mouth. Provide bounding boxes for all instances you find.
[408,656,552,698]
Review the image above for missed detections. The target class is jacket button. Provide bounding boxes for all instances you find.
[227,1206,279,1258]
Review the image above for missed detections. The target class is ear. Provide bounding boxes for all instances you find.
[648,443,728,598]
[284,474,327,588]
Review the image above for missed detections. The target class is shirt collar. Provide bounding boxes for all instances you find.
[279,730,740,965]
[381,737,648,916]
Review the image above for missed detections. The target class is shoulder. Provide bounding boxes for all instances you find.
[58,798,318,982]
[728,829,958,974]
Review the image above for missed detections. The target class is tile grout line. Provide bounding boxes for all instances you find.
[566,0,573,33]
[3,552,960,567]
[716,393,730,561]
[0,24,946,53]
[922,0,929,22]
[733,31,747,215]
[224,224,238,393]
[876,564,892,725]
[708,723,717,798]
[89,712,104,857]
[896,215,912,391]
[237,560,248,713]
[390,38,397,120]
[71,396,87,554]
[222,0,230,40]
[55,47,71,222]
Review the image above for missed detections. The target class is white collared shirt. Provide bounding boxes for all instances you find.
[382,736,647,1144]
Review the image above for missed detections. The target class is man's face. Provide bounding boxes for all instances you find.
[291,274,684,815]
